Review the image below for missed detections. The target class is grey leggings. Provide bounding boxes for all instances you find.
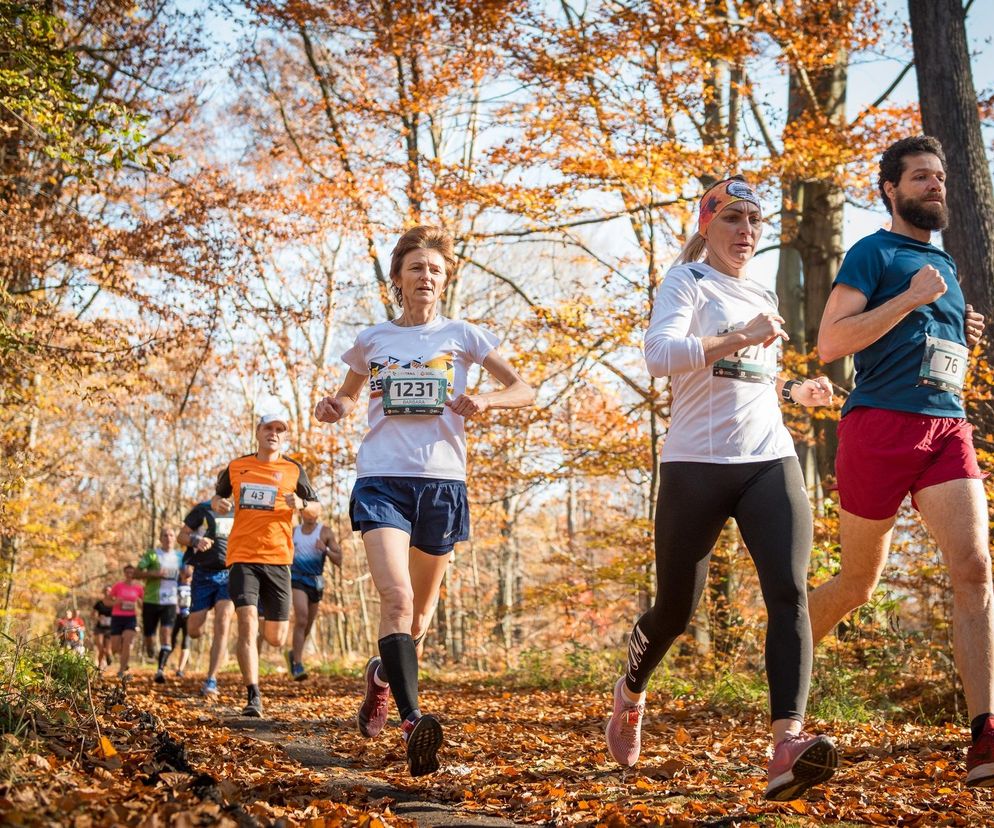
[625,457,813,722]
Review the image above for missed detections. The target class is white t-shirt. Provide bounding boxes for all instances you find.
[342,317,499,480]
[644,262,796,464]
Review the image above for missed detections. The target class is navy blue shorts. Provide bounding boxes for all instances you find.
[349,477,469,555]
[190,568,230,613]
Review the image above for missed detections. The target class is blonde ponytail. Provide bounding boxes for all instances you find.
[674,232,707,265]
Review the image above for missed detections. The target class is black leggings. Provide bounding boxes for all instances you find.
[625,457,813,722]
[171,614,190,651]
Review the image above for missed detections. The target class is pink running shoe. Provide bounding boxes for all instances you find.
[966,715,994,787]
[356,656,390,738]
[605,677,645,767]
[765,732,838,801]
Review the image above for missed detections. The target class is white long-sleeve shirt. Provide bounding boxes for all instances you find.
[644,262,796,464]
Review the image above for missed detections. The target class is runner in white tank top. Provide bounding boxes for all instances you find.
[287,517,341,679]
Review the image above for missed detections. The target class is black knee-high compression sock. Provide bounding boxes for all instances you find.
[157,646,172,670]
[378,633,420,721]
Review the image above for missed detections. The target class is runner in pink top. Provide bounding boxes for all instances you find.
[109,564,144,678]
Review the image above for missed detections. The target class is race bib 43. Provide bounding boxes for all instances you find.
[240,483,278,511]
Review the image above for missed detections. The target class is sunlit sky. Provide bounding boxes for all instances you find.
[744,0,994,286]
[162,0,994,450]
[192,0,994,292]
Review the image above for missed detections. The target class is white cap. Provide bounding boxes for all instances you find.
[257,412,289,430]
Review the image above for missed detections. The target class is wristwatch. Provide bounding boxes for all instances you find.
[781,379,802,402]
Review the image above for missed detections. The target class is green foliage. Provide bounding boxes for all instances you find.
[0,2,155,180]
[808,664,876,723]
[509,643,625,689]
[705,671,769,709]
[503,633,963,727]
[0,634,93,740]
[313,660,361,679]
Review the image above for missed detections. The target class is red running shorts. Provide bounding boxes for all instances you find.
[835,406,984,520]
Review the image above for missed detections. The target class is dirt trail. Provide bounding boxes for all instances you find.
[225,716,520,826]
[3,669,993,826]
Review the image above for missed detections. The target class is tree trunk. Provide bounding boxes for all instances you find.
[789,9,853,485]
[798,179,851,483]
[909,0,994,430]
[495,493,521,656]
[777,70,817,489]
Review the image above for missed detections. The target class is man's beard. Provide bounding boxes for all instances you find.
[895,191,948,231]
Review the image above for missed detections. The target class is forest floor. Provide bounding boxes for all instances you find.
[2,668,993,827]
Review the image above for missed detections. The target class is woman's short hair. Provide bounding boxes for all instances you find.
[389,226,457,306]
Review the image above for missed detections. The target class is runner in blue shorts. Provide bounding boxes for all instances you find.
[177,498,235,698]
[315,225,535,776]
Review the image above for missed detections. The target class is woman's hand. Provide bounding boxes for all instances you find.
[791,376,834,408]
[742,312,788,348]
[445,393,490,418]
[315,396,347,424]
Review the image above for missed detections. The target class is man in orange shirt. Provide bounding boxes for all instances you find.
[213,412,320,716]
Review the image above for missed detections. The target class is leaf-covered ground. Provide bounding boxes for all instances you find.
[2,669,993,826]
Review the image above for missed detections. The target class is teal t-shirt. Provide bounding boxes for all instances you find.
[835,229,967,419]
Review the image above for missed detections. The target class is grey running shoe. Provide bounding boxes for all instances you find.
[402,714,443,777]
[241,694,263,718]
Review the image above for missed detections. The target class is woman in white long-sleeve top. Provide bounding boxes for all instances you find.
[604,176,838,801]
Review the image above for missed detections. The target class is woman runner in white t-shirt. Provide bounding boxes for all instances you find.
[315,226,534,776]
[604,177,839,801]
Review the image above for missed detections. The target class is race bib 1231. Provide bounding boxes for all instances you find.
[382,368,448,415]
[712,323,779,384]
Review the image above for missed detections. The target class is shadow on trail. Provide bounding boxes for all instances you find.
[223,715,524,828]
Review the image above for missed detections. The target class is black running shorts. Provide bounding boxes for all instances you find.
[142,602,177,635]
[291,580,324,604]
[229,563,291,621]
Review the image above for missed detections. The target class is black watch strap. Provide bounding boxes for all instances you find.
[781,379,801,401]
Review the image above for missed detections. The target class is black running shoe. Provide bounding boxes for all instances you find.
[241,695,263,718]
[401,714,443,777]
